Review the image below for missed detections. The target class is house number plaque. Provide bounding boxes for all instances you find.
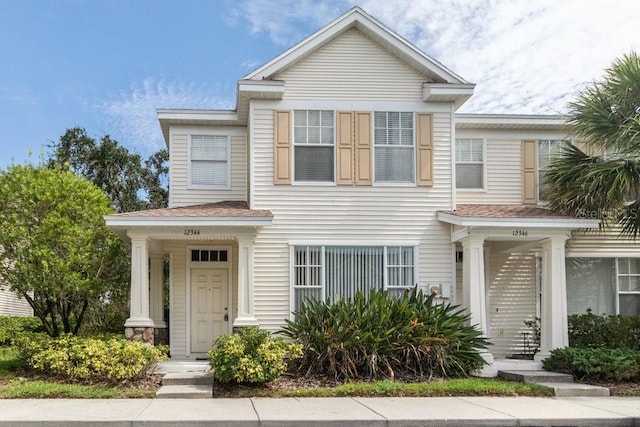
[184,229,201,236]
[511,230,528,237]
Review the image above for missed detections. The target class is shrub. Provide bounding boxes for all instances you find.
[0,316,43,346]
[209,327,302,384]
[13,333,167,383]
[543,347,640,381]
[568,310,640,349]
[282,289,489,381]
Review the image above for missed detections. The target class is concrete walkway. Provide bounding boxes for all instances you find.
[0,396,639,426]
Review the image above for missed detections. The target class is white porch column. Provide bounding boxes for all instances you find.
[461,235,494,374]
[124,232,153,330]
[536,234,569,360]
[149,254,166,329]
[233,235,258,327]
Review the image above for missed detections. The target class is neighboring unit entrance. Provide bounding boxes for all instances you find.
[190,268,228,353]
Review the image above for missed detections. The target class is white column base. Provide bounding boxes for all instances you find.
[124,317,155,328]
[232,316,259,328]
[534,350,550,362]
[471,351,498,377]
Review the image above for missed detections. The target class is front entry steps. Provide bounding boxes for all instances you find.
[156,372,214,398]
[498,370,610,397]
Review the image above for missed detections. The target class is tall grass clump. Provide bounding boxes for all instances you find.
[282,289,488,381]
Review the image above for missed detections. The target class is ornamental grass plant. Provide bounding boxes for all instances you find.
[282,289,488,381]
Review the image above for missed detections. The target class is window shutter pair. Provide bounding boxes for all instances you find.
[273,110,434,187]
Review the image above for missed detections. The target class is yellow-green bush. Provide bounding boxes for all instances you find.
[0,316,43,345]
[208,327,302,384]
[14,333,167,383]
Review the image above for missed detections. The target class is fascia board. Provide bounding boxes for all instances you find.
[104,216,273,228]
[437,212,601,229]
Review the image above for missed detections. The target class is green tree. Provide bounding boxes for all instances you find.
[0,164,123,336]
[48,127,168,212]
[545,52,640,237]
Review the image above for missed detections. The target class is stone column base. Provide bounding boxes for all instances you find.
[124,327,154,345]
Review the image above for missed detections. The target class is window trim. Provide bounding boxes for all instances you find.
[455,138,487,191]
[615,258,640,314]
[292,109,336,185]
[289,244,419,317]
[373,111,416,185]
[187,133,232,190]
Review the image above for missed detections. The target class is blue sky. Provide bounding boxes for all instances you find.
[1,0,639,168]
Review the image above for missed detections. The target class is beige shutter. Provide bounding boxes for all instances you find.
[355,111,372,186]
[273,110,291,185]
[416,113,433,187]
[336,111,354,185]
[522,139,537,204]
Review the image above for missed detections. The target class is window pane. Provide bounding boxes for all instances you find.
[629,259,640,274]
[321,110,334,126]
[220,250,228,262]
[471,140,483,162]
[375,146,414,182]
[192,135,227,160]
[308,110,320,126]
[456,164,483,188]
[192,160,227,186]
[619,276,630,292]
[295,146,334,181]
[402,247,413,265]
[191,250,199,262]
[374,112,386,128]
[294,110,306,126]
[566,258,616,315]
[294,127,307,144]
[200,250,209,262]
[295,288,322,311]
[308,127,321,144]
[321,127,334,144]
[619,294,640,315]
[210,251,219,262]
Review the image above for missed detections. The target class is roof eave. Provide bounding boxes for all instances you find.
[437,211,601,229]
[104,215,273,228]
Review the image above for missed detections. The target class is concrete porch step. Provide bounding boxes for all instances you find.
[538,382,611,397]
[155,384,213,399]
[498,370,573,383]
[162,372,214,386]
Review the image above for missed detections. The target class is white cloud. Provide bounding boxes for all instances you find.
[233,0,640,114]
[101,79,234,153]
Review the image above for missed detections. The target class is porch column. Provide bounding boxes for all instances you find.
[233,235,258,328]
[536,235,569,360]
[149,254,168,344]
[124,232,154,344]
[461,235,494,373]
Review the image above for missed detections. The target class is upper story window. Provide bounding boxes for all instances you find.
[374,112,415,183]
[455,138,484,189]
[537,139,564,201]
[189,135,230,189]
[293,110,335,182]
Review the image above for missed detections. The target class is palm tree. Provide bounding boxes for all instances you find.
[545,52,640,238]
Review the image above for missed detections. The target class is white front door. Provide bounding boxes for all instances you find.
[190,268,228,353]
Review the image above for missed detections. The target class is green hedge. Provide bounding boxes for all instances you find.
[0,316,42,346]
[14,333,167,383]
[209,327,302,384]
[543,347,640,381]
[282,289,489,381]
[568,311,640,349]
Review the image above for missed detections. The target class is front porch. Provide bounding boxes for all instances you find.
[438,204,600,376]
[105,201,273,358]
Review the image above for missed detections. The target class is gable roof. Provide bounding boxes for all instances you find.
[244,7,469,85]
[158,7,474,145]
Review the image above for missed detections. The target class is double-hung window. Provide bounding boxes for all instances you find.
[374,112,415,183]
[293,245,415,311]
[455,138,484,189]
[566,257,640,316]
[293,110,335,182]
[537,139,564,201]
[190,135,229,188]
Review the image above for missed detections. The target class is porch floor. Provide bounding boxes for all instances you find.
[154,360,210,375]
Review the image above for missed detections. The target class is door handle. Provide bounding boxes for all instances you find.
[224,314,229,322]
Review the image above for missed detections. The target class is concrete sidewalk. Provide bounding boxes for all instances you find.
[0,396,639,426]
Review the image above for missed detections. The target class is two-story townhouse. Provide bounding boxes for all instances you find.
[106,7,638,375]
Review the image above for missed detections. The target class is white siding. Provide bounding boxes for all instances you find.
[276,29,427,101]
[169,128,248,208]
[568,228,640,255]
[455,129,569,204]
[486,248,537,359]
[0,285,32,316]
[251,107,454,331]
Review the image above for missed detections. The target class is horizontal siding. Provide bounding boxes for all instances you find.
[170,132,247,208]
[252,108,454,331]
[276,28,426,101]
[0,285,32,316]
[568,228,640,255]
[487,250,537,359]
